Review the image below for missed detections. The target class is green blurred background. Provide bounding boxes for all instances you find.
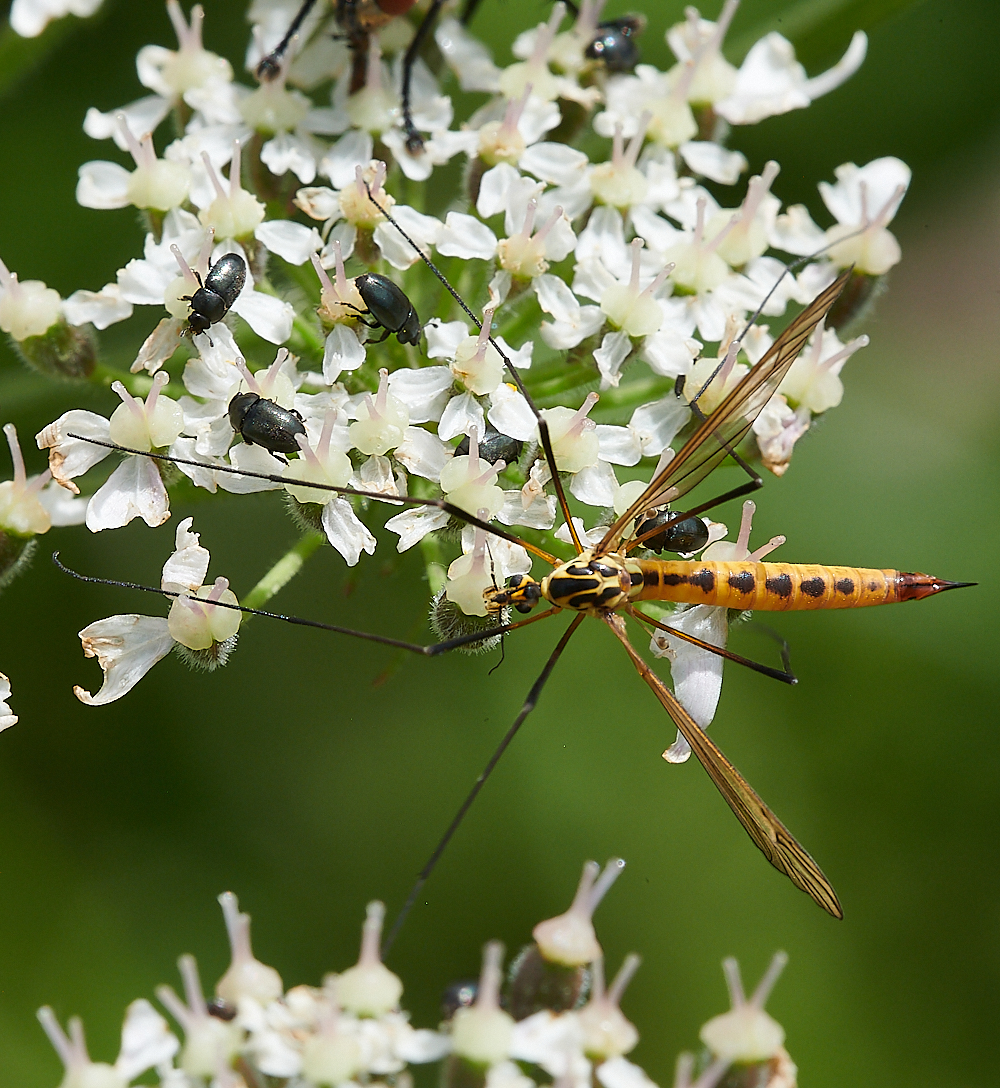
[0,0,998,1084]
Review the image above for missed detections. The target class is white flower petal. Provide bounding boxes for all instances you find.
[373,206,442,270]
[323,324,366,383]
[63,283,133,329]
[594,329,633,389]
[217,443,286,494]
[476,162,521,219]
[319,129,374,188]
[438,393,485,443]
[116,1000,179,1080]
[74,615,174,707]
[0,672,17,732]
[597,1056,658,1088]
[160,516,210,592]
[679,141,748,185]
[487,383,536,442]
[437,212,498,260]
[395,427,451,481]
[384,505,449,551]
[255,219,322,264]
[83,95,171,147]
[596,424,642,467]
[321,496,376,566]
[520,142,588,187]
[570,460,618,507]
[497,490,556,530]
[76,160,132,209]
[38,480,88,526]
[36,410,112,493]
[230,290,294,344]
[386,366,454,424]
[261,130,318,183]
[86,457,171,531]
[630,397,690,457]
[425,319,469,360]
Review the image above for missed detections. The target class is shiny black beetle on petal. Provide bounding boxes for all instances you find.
[585,14,646,72]
[354,272,421,345]
[228,392,306,457]
[456,424,524,466]
[183,253,247,336]
[635,509,710,555]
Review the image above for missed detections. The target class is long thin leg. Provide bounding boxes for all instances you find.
[53,551,559,657]
[256,0,321,80]
[603,612,842,919]
[65,434,558,565]
[624,604,795,684]
[362,189,585,553]
[400,0,448,153]
[382,612,586,956]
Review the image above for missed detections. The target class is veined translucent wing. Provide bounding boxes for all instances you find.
[598,268,852,554]
[605,614,843,919]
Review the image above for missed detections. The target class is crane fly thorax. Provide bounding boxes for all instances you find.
[541,550,637,613]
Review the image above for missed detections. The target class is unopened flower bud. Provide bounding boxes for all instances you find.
[439,429,505,519]
[349,369,409,456]
[534,858,624,966]
[508,858,625,1019]
[108,373,184,452]
[451,941,514,1065]
[156,954,241,1077]
[215,892,284,1006]
[335,900,403,1016]
[578,954,641,1059]
[167,577,241,650]
[301,1004,363,1086]
[540,393,600,473]
[338,161,395,228]
[199,143,265,240]
[700,953,787,1065]
[36,1007,128,1088]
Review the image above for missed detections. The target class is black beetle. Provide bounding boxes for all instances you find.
[228,392,306,457]
[183,253,247,337]
[585,14,645,73]
[635,509,710,555]
[353,272,421,346]
[456,424,523,466]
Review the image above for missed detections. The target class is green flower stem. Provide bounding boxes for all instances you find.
[242,531,326,614]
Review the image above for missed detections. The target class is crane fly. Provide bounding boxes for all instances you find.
[56,208,971,947]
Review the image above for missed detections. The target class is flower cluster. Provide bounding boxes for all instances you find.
[37,860,799,1088]
[1,0,909,726]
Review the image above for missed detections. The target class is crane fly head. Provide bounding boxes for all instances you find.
[485,572,543,615]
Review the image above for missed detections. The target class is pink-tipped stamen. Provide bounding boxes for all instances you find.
[201,151,228,202]
[623,112,651,168]
[236,358,263,395]
[588,856,626,912]
[735,499,755,554]
[3,424,26,488]
[229,141,243,197]
[167,0,204,53]
[529,1,565,66]
[749,950,788,1009]
[170,245,201,290]
[607,952,642,1006]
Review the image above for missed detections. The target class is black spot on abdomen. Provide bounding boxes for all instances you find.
[765,573,792,598]
[689,568,715,593]
[800,576,826,598]
[727,570,756,594]
[835,577,855,595]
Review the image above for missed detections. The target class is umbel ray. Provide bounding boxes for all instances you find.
[57,196,972,948]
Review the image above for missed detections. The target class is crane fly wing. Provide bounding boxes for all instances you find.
[599,268,853,553]
[605,614,843,919]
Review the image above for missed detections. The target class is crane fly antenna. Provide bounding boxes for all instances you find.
[53,551,558,656]
[382,612,585,957]
[363,184,585,553]
[625,604,795,684]
[64,433,559,565]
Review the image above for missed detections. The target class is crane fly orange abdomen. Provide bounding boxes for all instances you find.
[629,561,972,611]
